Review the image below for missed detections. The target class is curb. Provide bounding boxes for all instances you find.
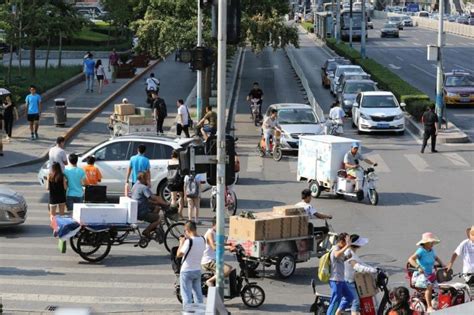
[226,47,244,133]
[2,60,161,169]
[405,114,470,144]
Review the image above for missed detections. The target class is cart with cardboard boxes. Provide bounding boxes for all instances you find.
[109,103,155,136]
[227,205,336,279]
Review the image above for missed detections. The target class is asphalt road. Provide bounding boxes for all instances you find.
[351,19,474,139]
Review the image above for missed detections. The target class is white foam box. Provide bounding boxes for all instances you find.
[119,196,138,224]
[73,203,128,224]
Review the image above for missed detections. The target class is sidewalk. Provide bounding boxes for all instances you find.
[0,65,154,168]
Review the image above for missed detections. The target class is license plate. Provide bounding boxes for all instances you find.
[460,97,470,103]
[377,123,390,129]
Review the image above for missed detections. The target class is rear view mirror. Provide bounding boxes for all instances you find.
[352,103,359,107]
[400,102,406,107]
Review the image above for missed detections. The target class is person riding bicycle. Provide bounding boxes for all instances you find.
[196,105,217,141]
[247,82,264,118]
[262,109,282,156]
[328,101,345,135]
[343,142,376,192]
[295,188,332,237]
[446,226,474,284]
[131,172,169,238]
[145,73,160,105]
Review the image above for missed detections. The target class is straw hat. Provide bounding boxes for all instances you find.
[416,232,440,246]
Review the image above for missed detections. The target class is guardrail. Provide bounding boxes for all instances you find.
[285,47,326,122]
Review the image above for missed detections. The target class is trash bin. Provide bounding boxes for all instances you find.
[54,98,67,126]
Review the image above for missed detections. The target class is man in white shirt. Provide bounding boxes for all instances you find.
[49,136,68,171]
[176,99,190,138]
[262,109,281,155]
[295,189,333,236]
[447,226,474,283]
[145,72,160,91]
[328,101,345,135]
[177,221,206,308]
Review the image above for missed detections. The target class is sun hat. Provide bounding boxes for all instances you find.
[351,142,360,148]
[416,232,440,246]
[350,234,369,247]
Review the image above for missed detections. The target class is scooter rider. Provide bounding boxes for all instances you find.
[446,225,474,284]
[328,101,345,135]
[343,143,376,192]
[296,188,332,236]
[262,109,282,156]
[247,82,264,118]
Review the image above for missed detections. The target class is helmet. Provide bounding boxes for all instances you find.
[352,142,360,148]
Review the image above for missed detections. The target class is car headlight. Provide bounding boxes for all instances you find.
[395,114,404,120]
[42,161,50,170]
[360,113,371,120]
[344,100,353,106]
[446,92,457,97]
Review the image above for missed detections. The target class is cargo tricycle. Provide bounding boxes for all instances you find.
[297,135,380,205]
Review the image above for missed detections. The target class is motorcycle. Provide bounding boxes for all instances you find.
[210,185,238,218]
[257,130,283,161]
[249,98,262,126]
[173,244,265,308]
[309,269,392,315]
[325,118,344,136]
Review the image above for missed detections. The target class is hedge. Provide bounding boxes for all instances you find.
[325,38,433,120]
[302,22,314,33]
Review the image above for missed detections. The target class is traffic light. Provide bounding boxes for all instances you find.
[179,144,208,175]
[205,135,236,186]
[212,0,241,45]
[191,47,214,71]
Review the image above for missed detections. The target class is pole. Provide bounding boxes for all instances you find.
[196,0,203,120]
[435,0,444,127]
[349,0,353,48]
[336,0,340,43]
[215,0,227,298]
[361,0,366,58]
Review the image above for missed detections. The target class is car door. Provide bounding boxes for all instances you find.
[352,93,362,123]
[149,142,174,194]
[92,140,132,195]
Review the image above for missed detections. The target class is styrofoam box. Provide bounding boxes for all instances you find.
[119,197,138,224]
[73,203,128,224]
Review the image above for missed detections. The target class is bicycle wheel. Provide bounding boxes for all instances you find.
[164,222,185,253]
[76,230,112,263]
[226,190,238,216]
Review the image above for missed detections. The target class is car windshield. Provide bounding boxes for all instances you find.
[389,17,401,21]
[445,75,474,87]
[278,108,318,124]
[336,67,363,77]
[383,23,396,28]
[361,95,397,108]
[344,82,376,93]
[328,60,349,71]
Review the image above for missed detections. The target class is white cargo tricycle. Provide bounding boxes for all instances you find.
[297,135,379,206]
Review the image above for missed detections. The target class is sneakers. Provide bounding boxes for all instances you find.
[35,132,38,140]
[31,133,35,140]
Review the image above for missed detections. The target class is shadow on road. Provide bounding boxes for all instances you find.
[0,266,64,276]
[377,192,440,206]
[237,198,286,210]
[0,224,51,238]
[237,178,292,186]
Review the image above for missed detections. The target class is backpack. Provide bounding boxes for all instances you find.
[171,238,194,274]
[167,165,183,191]
[318,250,332,283]
[185,175,200,198]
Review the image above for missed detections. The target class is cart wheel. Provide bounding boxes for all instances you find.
[164,222,185,253]
[227,190,238,216]
[356,190,364,201]
[76,230,112,263]
[273,146,283,161]
[276,254,296,279]
[175,284,183,304]
[368,189,378,206]
[69,232,81,254]
[309,181,322,198]
[241,284,265,308]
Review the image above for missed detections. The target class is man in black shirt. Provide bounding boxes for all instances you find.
[152,92,167,135]
[421,105,438,154]
[247,82,264,118]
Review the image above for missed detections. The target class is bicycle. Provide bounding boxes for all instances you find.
[209,185,238,218]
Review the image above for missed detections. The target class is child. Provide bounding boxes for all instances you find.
[83,156,102,185]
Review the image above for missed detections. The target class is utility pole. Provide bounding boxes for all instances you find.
[196,0,203,120]
[435,0,444,127]
[349,0,353,48]
[361,0,366,58]
[336,0,341,43]
[215,0,227,297]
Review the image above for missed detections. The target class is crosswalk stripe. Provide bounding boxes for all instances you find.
[404,154,432,172]
[246,155,263,173]
[0,242,164,254]
[364,154,391,173]
[1,266,174,276]
[0,293,178,305]
[0,278,173,290]
[442,153,471,168]
[288,160,298,174]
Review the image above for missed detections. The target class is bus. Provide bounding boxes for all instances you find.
[340,9,367,41]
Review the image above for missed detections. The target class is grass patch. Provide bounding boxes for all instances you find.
[74,29,113,42]
[302,21,314,33]
[326,38,433,120]
[0,65,82,105]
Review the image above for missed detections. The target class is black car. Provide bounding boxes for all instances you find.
[381,23,400,38]
[321,58,350,88]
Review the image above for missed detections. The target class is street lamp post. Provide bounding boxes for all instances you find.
[349,0,353,48]
[361,0,366,58]
[435,0,445,127]
[336,0,341,43]
[196,0,203,120]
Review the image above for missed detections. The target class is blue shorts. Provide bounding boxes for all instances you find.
[203,125,216,134]
[341,282,360,312]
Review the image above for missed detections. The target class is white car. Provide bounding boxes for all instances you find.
[331,65,365,95]
[38,135,205,201]
[351,91,405,134]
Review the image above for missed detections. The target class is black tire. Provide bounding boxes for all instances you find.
[377,294,391,315]
[397,130,405,135]
[157,180,171,203]
[210,194,216,212]
[309,181,321,198]
[164,222,185,253]
[276,254,296,279]
[227,190,238,216]
[76,230,112,263]
[241,284,265,308]
[369,189,379,206]
[273,146,283,161]
[175,286,182,304]
[69,233,80,254]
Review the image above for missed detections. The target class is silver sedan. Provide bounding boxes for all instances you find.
[0,186,27,227]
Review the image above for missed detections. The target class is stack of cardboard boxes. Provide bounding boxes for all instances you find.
[113,103,154,125]
[229,205,309,241]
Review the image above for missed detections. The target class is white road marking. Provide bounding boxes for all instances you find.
[0,278,173,290]
[0,293,177,305]
[364,154,391,173]
[410,63,436,78]
[442,153,471,167]
[288,160,298,173]
[246,155,263,173]
[396,56,404,61]
[404,154,433,172]
[256,65,279,70]
[405,127,422,144]
[0,265,173,276]
[454,64,474,73]
[389,64,401,70]
[413,42,421,46]
[381,42,390,47]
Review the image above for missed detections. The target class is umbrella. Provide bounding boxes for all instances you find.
[0,88,11,96]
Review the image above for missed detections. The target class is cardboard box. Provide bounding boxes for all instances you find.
[114,114,126,122]
[114,103,136,116]
[354,272,377,298]
[119,197,138,224]
[126,115,145,125]
[135,107,153,118]
[229,215,282,241]
[273,205,305,216]
[73,203,128,224]
[288,215,309,237]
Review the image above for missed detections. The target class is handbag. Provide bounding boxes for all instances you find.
[104,78,109,85]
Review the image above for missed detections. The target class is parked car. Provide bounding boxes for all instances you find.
[443,70,474,106]
[335,72,371,100]
[263,103,324,151]
[38,135,206,201]
[381,23,400,37]
[387,16,404,30]
[338,79,378,115]
[0,186,27,227]
[456,16,469,24]
[401,15,414,26]
[352,91,406,134]
[468,17,474,26]
[320,58,351,88]
[417,11,430,18]
[331,65,365,95]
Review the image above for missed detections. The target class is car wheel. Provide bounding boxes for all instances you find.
[157,180,171,203]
